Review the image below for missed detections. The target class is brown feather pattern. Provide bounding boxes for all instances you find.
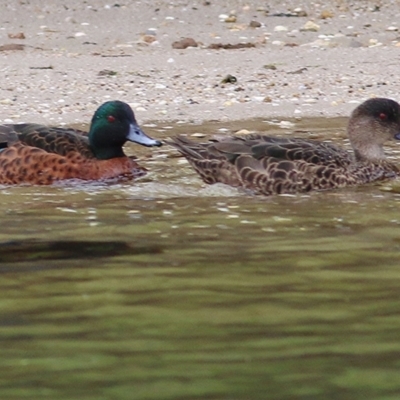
[0,100,163,185]
[168,98,400,195]
[0,124,145,185]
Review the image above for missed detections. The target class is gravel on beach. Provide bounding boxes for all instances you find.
[1,1,400,126]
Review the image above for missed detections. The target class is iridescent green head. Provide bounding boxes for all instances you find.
[88,100,162,160]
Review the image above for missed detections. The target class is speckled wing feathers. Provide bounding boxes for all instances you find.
[169,134,398,195]
[9,124,94,158]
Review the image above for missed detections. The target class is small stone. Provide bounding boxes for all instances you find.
[191,133,206,138]
[0,99,12,105]
[221,74,237,84]
[172,37,198,49]
[274,25,288,32]
[320,10,334,19]
[8,32,25,39]
[294,9,308,17]
[74,32,86,37]
[142,34,157,44]
[235,129,251,135]
[263,96,272,103]
[279,120,295,128]
[302,21,320,32]
[263,64,277,70]
[249,20,261,28]
[387,26,399,31]
[225,15,237,23]
[369,39,382,47]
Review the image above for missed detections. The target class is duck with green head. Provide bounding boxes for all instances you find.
[0,100,162,185]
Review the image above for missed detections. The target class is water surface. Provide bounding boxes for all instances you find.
[1,118,400,400]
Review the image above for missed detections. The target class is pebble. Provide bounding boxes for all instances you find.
[274,25,288,32]
[320,10,334,19]
[235,129,251,135]
[279,121,295,128]
[225,15,237,23]
[302,21,320,32]
[172,37,198,49]
[293,8,307,17]
[219,14,236,23]
[8,32,25,39]
[249,21,261,28]
[141,34,157,44]
[191,133,206,138]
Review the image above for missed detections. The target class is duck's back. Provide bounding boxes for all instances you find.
[221,134,353,166]
[1,123,94,158]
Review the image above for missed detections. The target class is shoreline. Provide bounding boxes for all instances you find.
[1,1,400,126]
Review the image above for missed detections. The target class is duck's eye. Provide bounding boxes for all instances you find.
[107,115,116,123]
[379,113,388,121]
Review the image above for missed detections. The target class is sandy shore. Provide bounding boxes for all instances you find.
[1,0,400,126]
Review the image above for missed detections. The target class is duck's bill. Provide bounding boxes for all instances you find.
[127,123,162,147]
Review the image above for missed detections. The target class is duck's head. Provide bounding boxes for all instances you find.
[88,100,162,160]
[348,98,400,161]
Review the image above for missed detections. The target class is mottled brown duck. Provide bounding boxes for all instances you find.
[168,98,400,195]
[0,101,162,185]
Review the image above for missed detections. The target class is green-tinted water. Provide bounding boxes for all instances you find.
[1,118,400,400]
